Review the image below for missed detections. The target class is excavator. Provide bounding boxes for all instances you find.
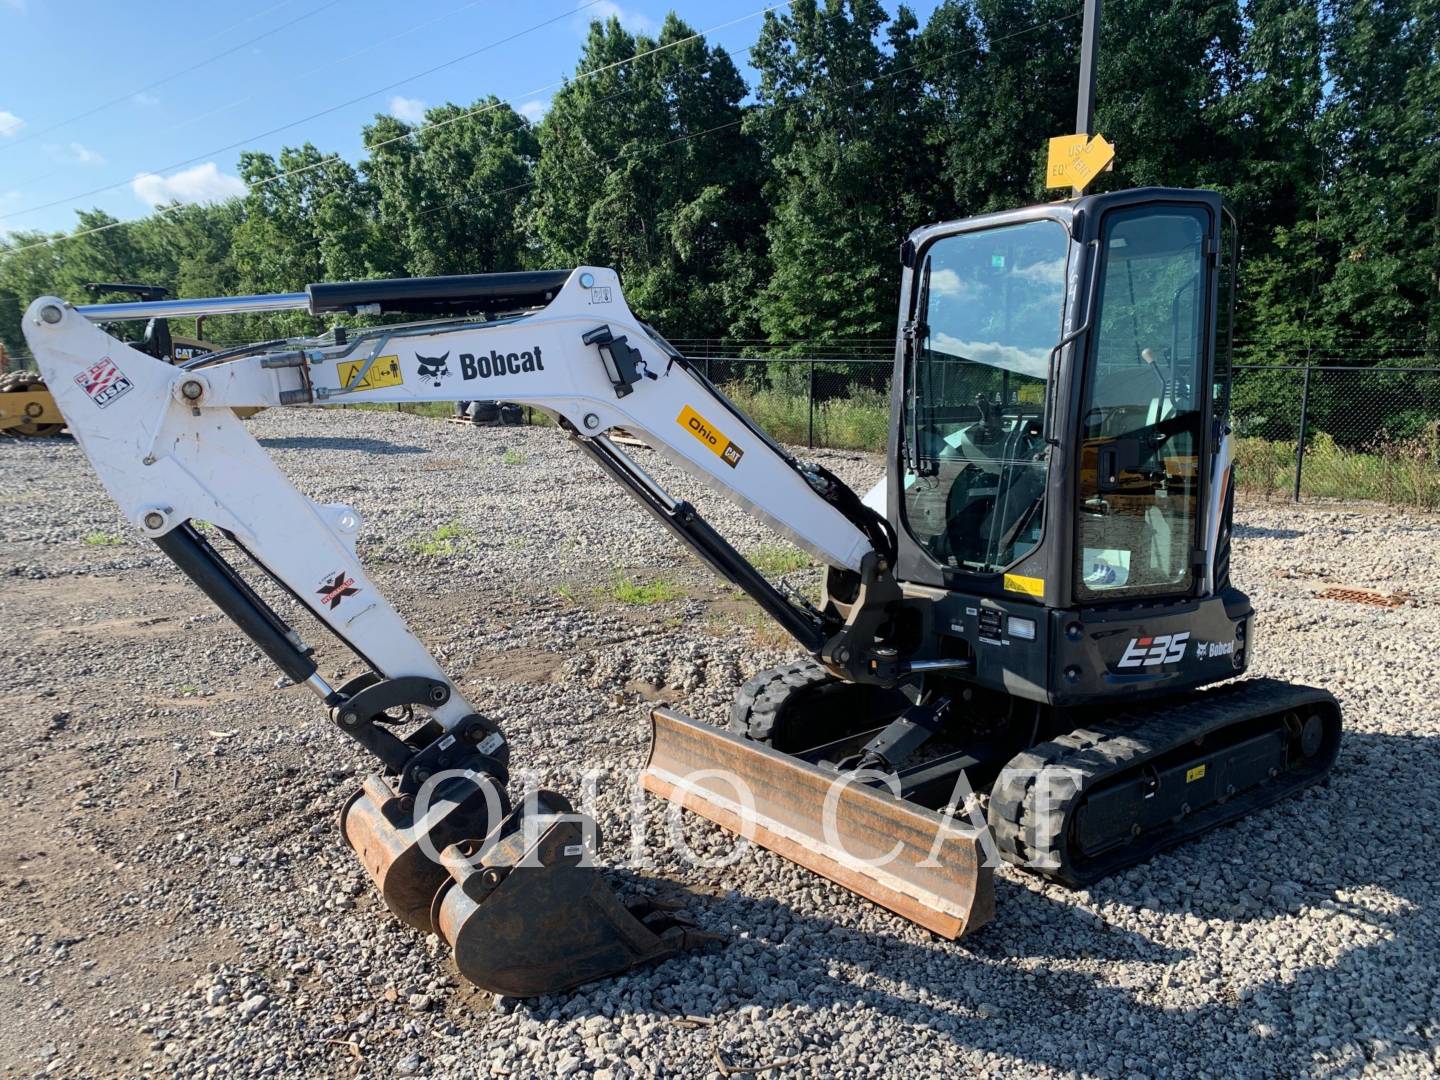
[20,185,1342,997]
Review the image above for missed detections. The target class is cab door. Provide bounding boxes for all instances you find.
[1072,199,1219,603]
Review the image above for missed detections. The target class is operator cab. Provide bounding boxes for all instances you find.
[895,188,1233,609]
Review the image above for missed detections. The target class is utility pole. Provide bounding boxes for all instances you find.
[1075,0,1102,136]
[1045,0,1113,194]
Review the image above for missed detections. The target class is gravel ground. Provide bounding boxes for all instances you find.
[1,407,1437,1079]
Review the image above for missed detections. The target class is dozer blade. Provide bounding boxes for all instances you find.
[642,707,995,939]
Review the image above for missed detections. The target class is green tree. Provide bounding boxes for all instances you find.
[1222,0,1328,362]
[748,0,931,349]
[919,0,1076,215]
[528,15,765,339]
[1091,0,1245,192]
[363,98,538,278]
[1315,0,1440,359]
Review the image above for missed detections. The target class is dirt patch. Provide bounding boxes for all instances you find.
[624,678,671,702]
[464,647,564,684]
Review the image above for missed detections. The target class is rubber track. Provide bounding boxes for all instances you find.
[988,677,1341,886]
[727,661,833,744]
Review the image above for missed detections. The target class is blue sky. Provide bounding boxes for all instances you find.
[0,0,938,238]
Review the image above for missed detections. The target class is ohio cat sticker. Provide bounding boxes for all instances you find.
[677,405,744,468]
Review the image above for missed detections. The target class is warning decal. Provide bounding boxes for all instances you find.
[337,355,403,392]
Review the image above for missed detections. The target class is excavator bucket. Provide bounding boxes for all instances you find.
[343,778,713,997]
[642,708,995,938]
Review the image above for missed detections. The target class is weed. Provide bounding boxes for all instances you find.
[719,382,890,451]
[705,605,793,649]
[1235,432,1440,510]
[350,402,455,419]
[750,544,811,575]
[433,521,473,541]
[606,573,685,605]
[501,449,525,466]
[407,520,474,557]
[82,531,125,546]
[742,610,794,650]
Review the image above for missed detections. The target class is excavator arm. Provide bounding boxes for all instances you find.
[23,269,992,996]
[26,269,891,671]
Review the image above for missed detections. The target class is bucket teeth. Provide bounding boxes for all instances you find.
[642,706,996,939]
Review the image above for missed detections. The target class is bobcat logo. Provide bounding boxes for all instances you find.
[415,352,451,386]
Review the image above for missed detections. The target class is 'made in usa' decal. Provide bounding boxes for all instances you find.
[76,356,133,409]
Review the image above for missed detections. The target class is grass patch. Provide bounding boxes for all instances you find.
[407,519,474,556]
[704,605,794,650]
[82,531,125,546]
[719,383,889,452]
[739,609,795,649]
[605,573,685,606]
[347,402,456,419]
[749,544,812,575]
[501,448,525,465]
[1235,431,1440,509]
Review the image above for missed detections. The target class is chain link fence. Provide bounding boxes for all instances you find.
[1231,365,1440,507]
[695,356,1440,511]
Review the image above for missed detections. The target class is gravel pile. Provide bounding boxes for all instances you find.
[1,408,1437,1078]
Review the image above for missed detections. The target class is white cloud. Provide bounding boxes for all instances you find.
[928,268,976,300]
[49,141,105,165]
[388,95,427,125]
[518,99,549,122]
[132,162,246,207]
[0,109,24,138]
[1014,256,1068,287]
[577,1,654,34]
[133,91,160,107]
[931,332,1051,379]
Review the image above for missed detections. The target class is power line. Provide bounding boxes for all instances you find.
[0,0,596,225]
[402,18,774,220]
[0,0,344,154]
[0,2,793,259]
[165,0,492,138]
[190,0,300,50]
